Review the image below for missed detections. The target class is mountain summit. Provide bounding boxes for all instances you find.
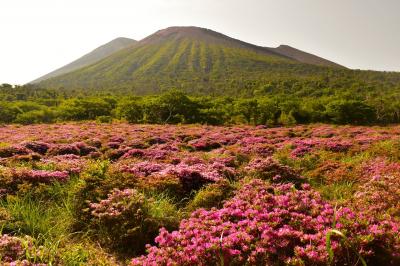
[33,26,345,94]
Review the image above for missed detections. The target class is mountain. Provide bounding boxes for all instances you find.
[31,37,137,83]
[267,45,344,68]
[33,27,354,95]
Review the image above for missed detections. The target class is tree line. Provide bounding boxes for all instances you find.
[1,84,398,125]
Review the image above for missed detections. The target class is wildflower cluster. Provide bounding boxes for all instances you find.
[0,234,47,265]
[132,179,400,265]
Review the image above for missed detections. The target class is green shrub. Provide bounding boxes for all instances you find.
[186,180,235,211]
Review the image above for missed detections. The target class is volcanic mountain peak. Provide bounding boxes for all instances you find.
[141,26,227,43]
[141,26,255,46]
[136,26,289,61]
[137,26,343,67]
[32,26,347,92]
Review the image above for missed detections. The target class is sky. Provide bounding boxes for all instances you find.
[1,0,400,84]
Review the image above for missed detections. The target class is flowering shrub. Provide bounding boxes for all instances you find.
[121,145,176,160]
[324,140,352,152]
[0,145,31,158]
[75,142,98,156]
[0,234,48,265]
[353,174,400,217]
[48,142,98,157]
[188,138,221,151]
[11,169,69,183]
[0,234,27,263]
[121,161,169,177]
[89,188,149,252]
[41,154,86,174]
[132,179,400,265]
[308,160,356,184]
[119,158,236,194]
[89,188,176,254]
[160,162,235,192]
[22,141,50,155]
[0,168,69,194]
[359,158,400,179]
[290,139,317,158]
[245,157,303,184]
[90,188,144,219]
[48,144,81,156]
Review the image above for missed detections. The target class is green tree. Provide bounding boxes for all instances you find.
[116,99,144,123]
[234,99,259,124]
[0,102,21,123]
[326,100,376,124]
[155,89,199,124]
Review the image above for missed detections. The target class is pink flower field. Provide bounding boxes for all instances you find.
[0,123,399,265]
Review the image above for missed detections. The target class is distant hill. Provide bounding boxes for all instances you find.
[31,37,137,83]
[33,26,400,96]
[267,45,344,68]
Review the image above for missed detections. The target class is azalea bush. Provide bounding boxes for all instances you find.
[88,188,179,254]
[0,234,51,265]
[132,179,400,265]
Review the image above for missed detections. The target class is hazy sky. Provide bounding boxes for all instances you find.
[1,0,400,84]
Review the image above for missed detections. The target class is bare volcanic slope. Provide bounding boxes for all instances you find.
[31,37,137,83]
[34,27,345,94]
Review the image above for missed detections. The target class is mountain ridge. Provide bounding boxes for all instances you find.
[31,37,137,83]
[269,44,344,68]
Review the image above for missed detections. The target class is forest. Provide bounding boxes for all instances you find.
[2,74,400,126]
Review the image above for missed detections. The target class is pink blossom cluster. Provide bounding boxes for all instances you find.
[121,161,169,177]
[48,142,98,157]
[10,168,69,183]
[245,157,303,183]
[324,140,352,152]
[89,188,144,219]
[21,141,50,155]
[290,139,353,158]
[0,145,31,158]
[0,234,46,265]
[160,161,235,182]
[132,179,400,265]
[120,159,236,192]
[188,138,222,151]
[121,148,169,160]
[41,154,87,174]
[354,174,400,217]
[353,159,400,216]
[360,158,400,179]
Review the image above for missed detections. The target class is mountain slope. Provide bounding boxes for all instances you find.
[31,37,137,83]
[267,45,344,68]
[35,27,347,94]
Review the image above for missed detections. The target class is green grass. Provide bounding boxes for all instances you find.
[316,181,357,204]
[147,192,182,223]
[0,188,74,240]
[0,142,10,148]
